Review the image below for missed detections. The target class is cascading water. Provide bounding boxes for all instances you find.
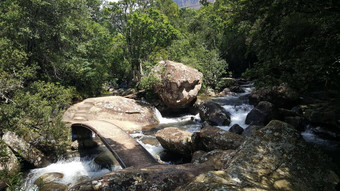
[21,81,256,189]
[21,156,121,191]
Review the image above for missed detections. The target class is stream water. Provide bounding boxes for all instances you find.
[21,82,340,189]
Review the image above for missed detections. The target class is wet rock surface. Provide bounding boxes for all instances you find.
[192,126,245,151]
[152,60,203,109]
[180,120,339,191]
[198,101,231,126]
[245,101,276,126]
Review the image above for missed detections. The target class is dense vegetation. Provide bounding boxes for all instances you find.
[0,0,339,187]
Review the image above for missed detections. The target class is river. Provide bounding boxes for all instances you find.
[21,83,339,189]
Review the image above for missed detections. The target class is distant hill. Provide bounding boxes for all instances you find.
[172,0,215,9]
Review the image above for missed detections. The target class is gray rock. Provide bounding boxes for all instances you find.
[198,101,231,126]
[156,127,193,155]
[181,120,339,191]
[191,149,236,170]
[192,126,245,151]
[229,124,244,135]
[69,163,214,191]
[34,172,64,186]
[2,131,48,167]
[39,182,67,191]
[152,60,203,109]
[245,101,276,126]
[248,83,299,108]
[242,125,264,137]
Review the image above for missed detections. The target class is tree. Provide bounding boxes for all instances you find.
[230,0,340,91]
[104,1,179,84]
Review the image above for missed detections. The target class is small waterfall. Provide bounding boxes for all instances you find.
[219,104,254,131]
[21,157,121,190]
[153,107,200,125]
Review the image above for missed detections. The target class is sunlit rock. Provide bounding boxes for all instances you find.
[182,120,339,191]
[63,96,159,132]
[69,163,214,191]
[156,127,193,156]
[191,149,236,170]
[152,60,203,109]
[2,131,48,168]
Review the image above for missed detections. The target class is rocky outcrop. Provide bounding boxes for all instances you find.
[180,120,339,191]
[249,84,299,108]
[198,101,231,126]
[0,141,20,190]
[242,125,264,137]
[69,163,214,191]
[156,127,193,156]
[2,131,48,168]
[191,149,236,170]
[245,101,276,126]
[63,96,159,132]
[192,126,245,151]
[152,60,203,109]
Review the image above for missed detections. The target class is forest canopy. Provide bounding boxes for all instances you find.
[0,1,339,183]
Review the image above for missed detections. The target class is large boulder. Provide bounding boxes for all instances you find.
[198,101,231,126]
[63,96,159,132]
[249,84,299,108]
[69,163,214,191]
[181,120,339,191]
[192,126,245,151]
[156,127,193,156]
[2,131,48,168]
[0,141,20,190]
[152,60,203,109]
[245,101,276,126]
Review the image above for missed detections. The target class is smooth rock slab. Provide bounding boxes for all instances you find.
[63,96,159,132]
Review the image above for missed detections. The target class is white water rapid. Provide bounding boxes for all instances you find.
[21,156,121,191]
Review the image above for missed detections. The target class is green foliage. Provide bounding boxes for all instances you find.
[232,0,340,91]
[139,73,161,91]
[0,140,23,190]
[104,2,180,83]
[167,35,227,89]
[0,81,73,156]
